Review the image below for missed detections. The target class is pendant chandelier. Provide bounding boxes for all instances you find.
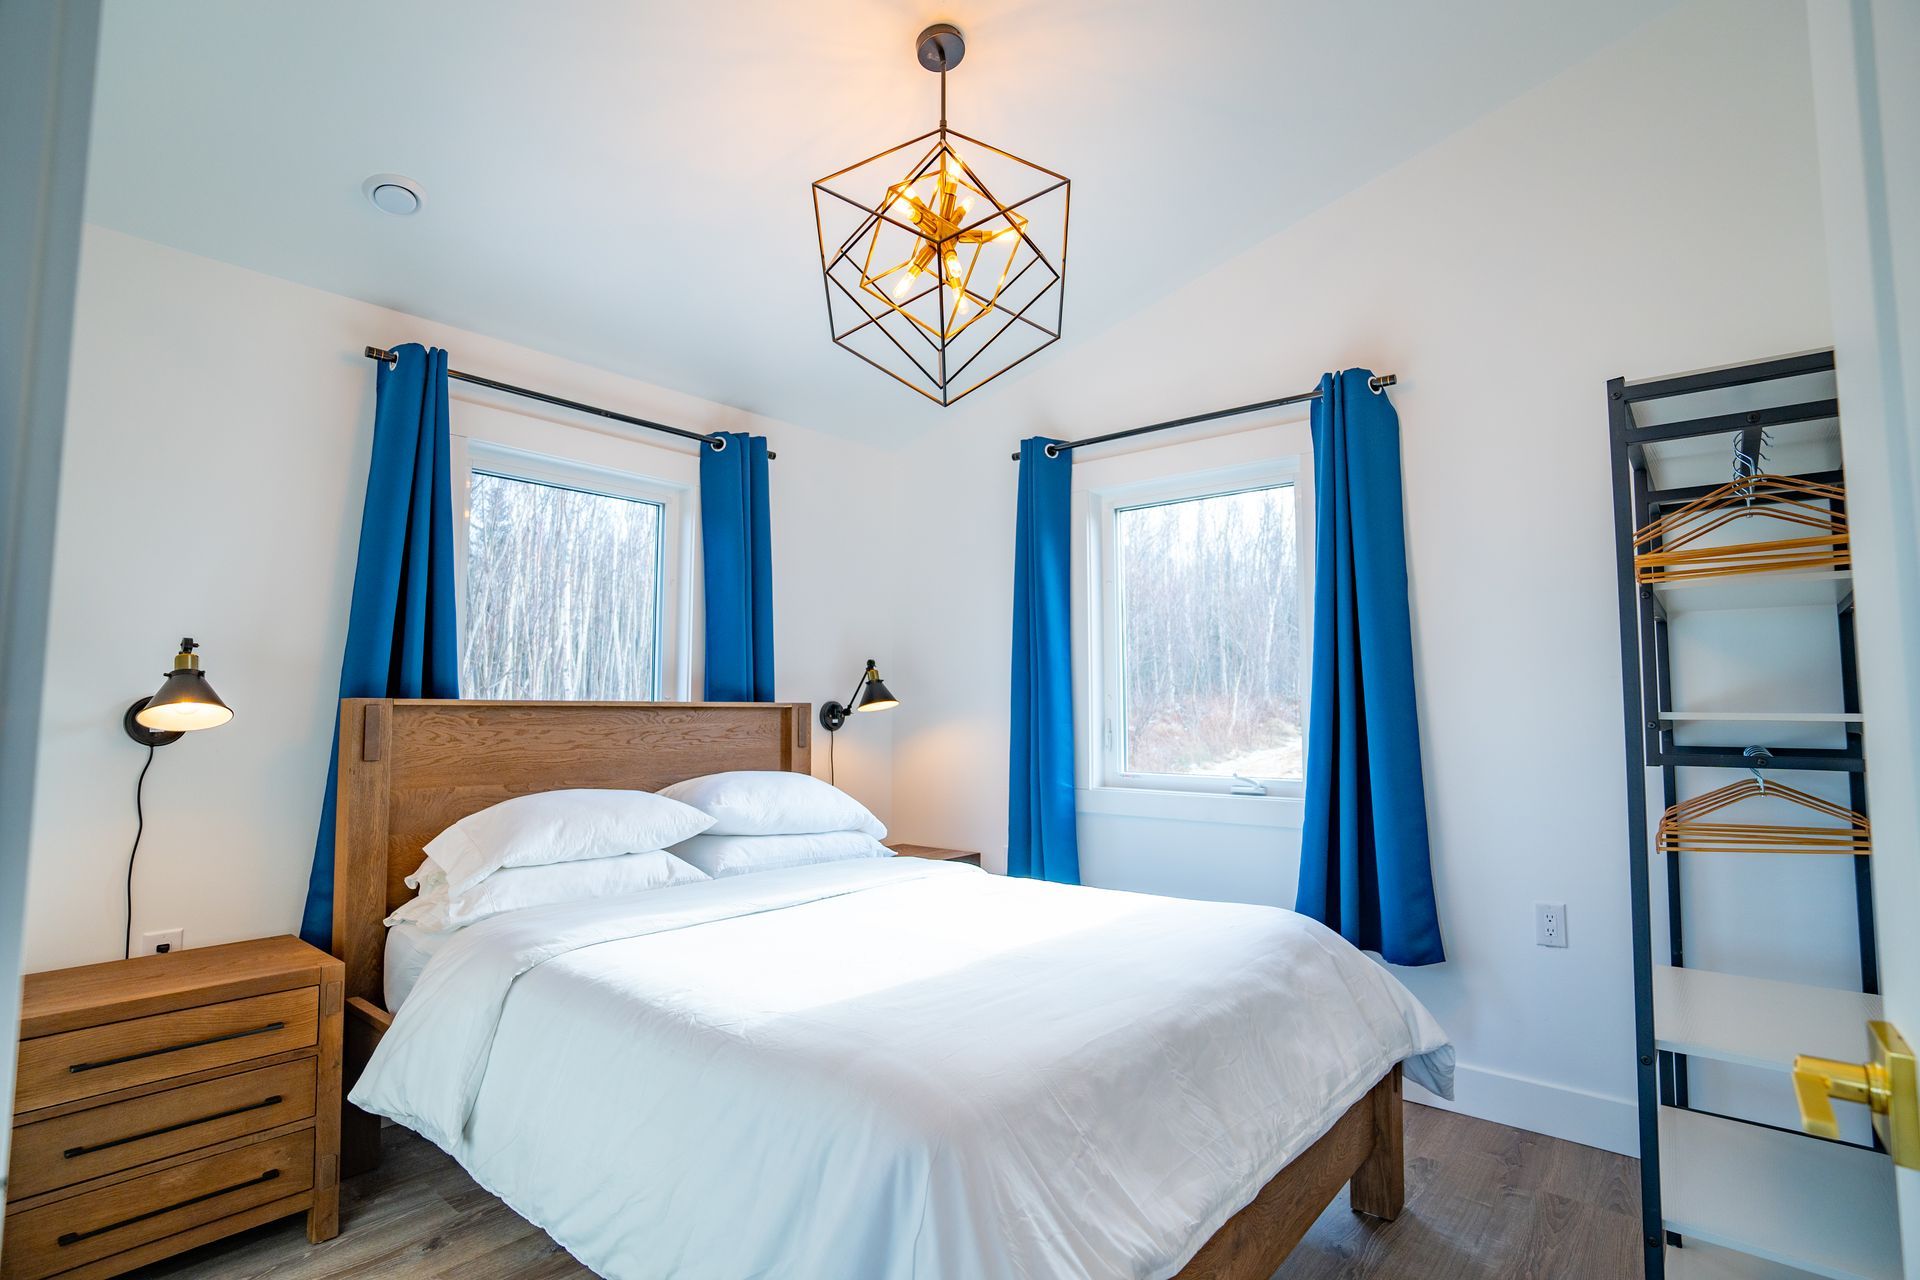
[812,24,1069,407]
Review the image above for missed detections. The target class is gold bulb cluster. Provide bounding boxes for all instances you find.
[857,147,1027,340]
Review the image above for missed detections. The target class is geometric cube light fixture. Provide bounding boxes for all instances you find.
[812,24,1070,407]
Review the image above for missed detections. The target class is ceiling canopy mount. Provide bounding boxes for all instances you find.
[915,23,965,73]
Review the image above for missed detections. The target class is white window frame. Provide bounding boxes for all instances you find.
[450,397,697,701]
[1072,420,1315,806]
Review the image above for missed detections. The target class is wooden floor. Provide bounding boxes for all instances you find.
[132,1103,1641,1279]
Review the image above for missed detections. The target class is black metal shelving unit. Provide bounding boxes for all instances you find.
[1609,350,1887,1280]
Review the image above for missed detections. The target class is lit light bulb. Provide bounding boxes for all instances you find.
[892,269,919,299]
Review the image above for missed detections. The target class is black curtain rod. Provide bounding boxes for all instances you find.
[362,347,774,459]
[1008,374,1397,460]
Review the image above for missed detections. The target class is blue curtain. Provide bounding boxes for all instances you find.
[1295,370,1443,965]
[1008,438,1080,884]
[298,344,460,948]
[700,431,775,701]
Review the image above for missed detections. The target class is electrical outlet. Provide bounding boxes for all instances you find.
[1535,903,1567,949]
[139,928,184,956]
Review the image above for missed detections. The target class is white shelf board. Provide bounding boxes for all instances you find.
[1658,710,1864,723]
[1667,1242,1830,1279]
[1653,966,1883,1072]
[1667,1242,1829,1280]
[1650,571,1853,617]
[1660,1107,1899,1280]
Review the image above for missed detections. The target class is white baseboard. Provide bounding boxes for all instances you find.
[1405,1062,1639,1157]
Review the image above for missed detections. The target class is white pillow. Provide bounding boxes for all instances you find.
[403,858,448,895]
[387,849,710,933]
[657,771,886,839]
[423,789,715,895]
[668,831,891,879]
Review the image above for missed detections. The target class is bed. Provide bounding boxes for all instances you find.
[332,699,1451,1279]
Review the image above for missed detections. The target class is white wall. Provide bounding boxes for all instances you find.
[25,226,900,972]
[1807,0,1920,1263]
[0,0,102,1205]
[884,0,1834,1154]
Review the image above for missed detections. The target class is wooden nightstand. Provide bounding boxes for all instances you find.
[886,843,983,867]
[3,937,343,1280]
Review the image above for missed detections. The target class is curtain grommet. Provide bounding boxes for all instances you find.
[1043,443,1061,459]
[707,435,727,453]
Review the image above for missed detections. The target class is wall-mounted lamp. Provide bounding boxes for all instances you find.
[819,659,899,733]
[121,638,233,958]
[124,637,233,746]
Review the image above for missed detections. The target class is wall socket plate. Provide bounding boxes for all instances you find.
[1535,903,1567,948]
[138,928,184,956]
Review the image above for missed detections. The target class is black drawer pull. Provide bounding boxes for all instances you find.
[56,1168,280,1246]
[67,1021,286,1074]
[63,1095,285,1159]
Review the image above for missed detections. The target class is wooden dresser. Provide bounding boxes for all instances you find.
[3,937,343,1280]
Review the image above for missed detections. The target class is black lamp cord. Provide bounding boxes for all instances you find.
[827,663,874,789]
[126,745,155,960]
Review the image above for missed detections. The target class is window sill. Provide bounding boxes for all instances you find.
[1076,786,1306,829]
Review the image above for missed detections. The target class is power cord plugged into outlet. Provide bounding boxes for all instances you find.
[139,928,185,957]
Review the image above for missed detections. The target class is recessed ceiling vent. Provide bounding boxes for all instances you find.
[362,173,424,216]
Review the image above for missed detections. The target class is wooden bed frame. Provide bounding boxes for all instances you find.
[331,698,1402,1277]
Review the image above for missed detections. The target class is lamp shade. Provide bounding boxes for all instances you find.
[135,668,233,732]
[854,675,899,713]
[130,638,233,740]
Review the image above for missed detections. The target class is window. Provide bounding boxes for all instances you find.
[456,440,687,700]
[1094,459,1309,796]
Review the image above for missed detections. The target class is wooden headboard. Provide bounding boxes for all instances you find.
[331,699,813,1007]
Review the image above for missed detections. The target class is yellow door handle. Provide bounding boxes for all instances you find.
[1792,1056,1870,1139]
[1791,1021,1919,1168]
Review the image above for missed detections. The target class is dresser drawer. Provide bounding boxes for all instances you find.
[1,1129,314,1280]
[8,1058,316,1200]
[14,989,318,1113]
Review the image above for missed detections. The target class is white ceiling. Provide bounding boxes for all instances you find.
[85,0,1675,442]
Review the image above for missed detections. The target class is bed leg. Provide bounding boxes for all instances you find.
[1349,1065,1404,1221]
[342,997,388,1177]
[342,1102,383,1179]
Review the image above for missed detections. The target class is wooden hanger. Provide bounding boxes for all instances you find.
[1634,474,1849,584]
[1656,774,1870,856]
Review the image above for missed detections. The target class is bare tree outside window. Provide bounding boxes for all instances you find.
[1115,484,1302,779]
[462,471,663,700]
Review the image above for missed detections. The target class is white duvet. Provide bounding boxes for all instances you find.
[352,858,1451,1280]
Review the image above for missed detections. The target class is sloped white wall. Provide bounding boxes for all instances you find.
[25,226,902,972]
[883,0,1835,1153]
